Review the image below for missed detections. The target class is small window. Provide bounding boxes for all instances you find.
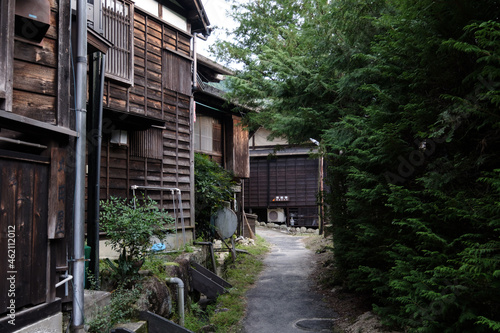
[130,127,163,160]
[163,50,192,95]
[0,0,14,111]
[194,115,222,154]
[102,0,134,85]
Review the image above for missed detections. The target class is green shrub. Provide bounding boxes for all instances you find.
[100,195,175,285]
[86,286,142,333]
[194,153,236,239]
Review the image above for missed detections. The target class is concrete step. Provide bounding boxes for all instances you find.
[83,290,111,323]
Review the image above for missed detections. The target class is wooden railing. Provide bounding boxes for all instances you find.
[102,0,133,85]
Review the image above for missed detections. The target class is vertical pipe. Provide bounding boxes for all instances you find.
[87,52,106,286]
[166,278,185,327]
[177,190,186,245]
[190,34,197,241]
[73,0,87,331]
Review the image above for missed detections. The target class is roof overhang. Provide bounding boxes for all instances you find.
[159,0,211,36]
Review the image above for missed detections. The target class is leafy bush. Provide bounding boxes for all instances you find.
[100,195,174,285]
[194,153,236,239]
[86,286,142,333]
[213,0,500,331]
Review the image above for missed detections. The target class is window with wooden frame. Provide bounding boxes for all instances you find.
[0,0,14,111]
[194,115,222,154]
[102,0,134,85]
[162,49,192,96]
[130,127,163,160]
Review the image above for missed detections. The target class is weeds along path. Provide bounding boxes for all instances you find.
[242,227,339,333]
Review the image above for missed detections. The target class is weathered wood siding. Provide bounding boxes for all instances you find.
[0,154,49,313]
[0,0,73,318]
[244,155,319,208]
[100,8,193,227]
[230,116,250,178]
[12,0,71,128]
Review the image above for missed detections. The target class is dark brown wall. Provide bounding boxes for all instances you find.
[244,155,319,208]
[10,0,71,128]
[0,0,73,316]
[99,8,194,227]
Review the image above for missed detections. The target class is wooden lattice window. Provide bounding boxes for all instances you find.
[0,0,14,111]
[130,127,163,160]
[102,0,134,85]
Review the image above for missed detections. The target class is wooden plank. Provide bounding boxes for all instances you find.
[12,90,56,124]
[13,60,57,95]
[0,161,15,313]
[139,311,194,333]
[30,164,48,304]
[15,163,34,308]
[14,39,57,68]
[192,262,232,289]
[0,0,15,111]
[57,0,71,128]
[190,268,228,299]
[48,148,66,238]
[0,299,61,333]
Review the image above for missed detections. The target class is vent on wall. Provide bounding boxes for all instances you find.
[15,0,51,43]
[267,208,286,223]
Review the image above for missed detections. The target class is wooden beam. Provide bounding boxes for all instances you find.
[0,110,78,137]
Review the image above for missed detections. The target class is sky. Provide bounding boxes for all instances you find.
[197,0,236,60]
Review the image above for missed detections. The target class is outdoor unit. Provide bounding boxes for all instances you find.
[267,208,286,223]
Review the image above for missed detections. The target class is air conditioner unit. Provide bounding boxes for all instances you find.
[267,208,285,223]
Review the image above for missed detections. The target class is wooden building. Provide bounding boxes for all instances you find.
[89,0,209,236]
[193,54,249,178]
[193,54,251,235]
[244,128,323,228]
[84,0,211,281]
[0,0,211,331]
[0,0,75,330]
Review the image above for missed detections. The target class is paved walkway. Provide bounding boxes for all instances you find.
[242,227,338,333]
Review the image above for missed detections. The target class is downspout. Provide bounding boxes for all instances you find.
[87,52,106,285]
[190,33,198,241]
[166,278,185,327]
[73,0,87,331]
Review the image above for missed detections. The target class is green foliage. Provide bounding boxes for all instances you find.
[184,235,270,332]
[100,195,174,285]
[86,286,142,333]
[213,0,500,331]
[194,153,236,239]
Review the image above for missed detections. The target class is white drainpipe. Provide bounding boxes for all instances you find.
[166,277,185,327]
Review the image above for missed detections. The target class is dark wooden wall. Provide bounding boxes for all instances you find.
[226,116,250,179]
[99,8,194,228]
[0,155,48,313]
[0,0,73,318]
[244,155,319,208]
[12,0,71,128]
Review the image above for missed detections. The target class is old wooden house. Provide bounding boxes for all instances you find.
[0,0,75,331]
[86,0,210,268]
[193,54,251,236]
[244,128,324,229]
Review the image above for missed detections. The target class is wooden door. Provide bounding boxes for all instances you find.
[0,153,48,314]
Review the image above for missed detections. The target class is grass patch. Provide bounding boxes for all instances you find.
[184,235,270,332]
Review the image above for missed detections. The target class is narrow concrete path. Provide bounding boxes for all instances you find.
[242,227,338,333]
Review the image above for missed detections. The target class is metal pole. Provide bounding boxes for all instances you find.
[73,0,87,331]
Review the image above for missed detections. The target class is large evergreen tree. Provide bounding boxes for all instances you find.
[212,0,500,331]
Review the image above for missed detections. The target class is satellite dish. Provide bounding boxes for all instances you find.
[214,206,238,239]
